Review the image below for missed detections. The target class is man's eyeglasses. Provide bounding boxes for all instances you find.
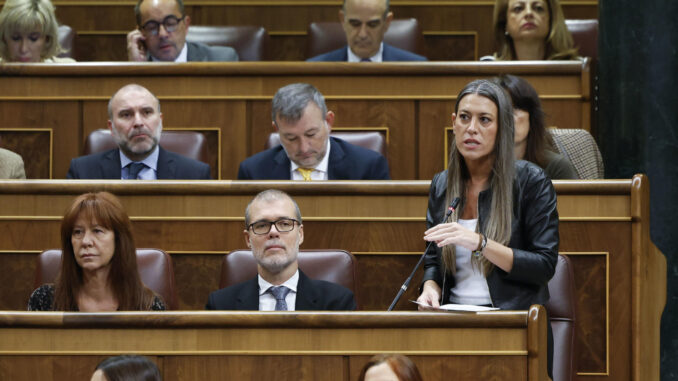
[247,218,300,235]
[140,15,185,36]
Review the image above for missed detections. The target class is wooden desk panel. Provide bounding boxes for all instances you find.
[0,310,548,381]
[0,61,590,180]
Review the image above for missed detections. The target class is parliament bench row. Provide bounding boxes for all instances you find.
[31,248,578,381]
[50,0,598,61]
[0,61,594,180]
[65,126,604,181]
[56,19,599,62]
[0,177,665,381]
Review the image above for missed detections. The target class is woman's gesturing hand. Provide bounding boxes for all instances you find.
[424,222,481,251]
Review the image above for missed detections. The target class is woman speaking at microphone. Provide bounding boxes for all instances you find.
[416,79,558,377]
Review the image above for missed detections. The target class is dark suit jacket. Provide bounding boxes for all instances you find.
[67,146,211,179]
[307,43,427,62]
[237,137,390,180]
[205,270,357,311]
[186,41,239,62]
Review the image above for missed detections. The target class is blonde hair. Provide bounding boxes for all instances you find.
[492,0,579,60]
[443,80,515,276]
[0,0,64,61]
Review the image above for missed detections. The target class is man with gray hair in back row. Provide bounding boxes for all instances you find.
[237,83,391,180]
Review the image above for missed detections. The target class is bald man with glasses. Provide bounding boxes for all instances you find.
[206,189,356,311]
[127,0,238,62]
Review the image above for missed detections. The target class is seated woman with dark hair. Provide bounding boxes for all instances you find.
[0,0,75,62]
[91,355,162,381]
[28,192,165,311]
[358,354,423,381]
[493,74,578,179]
[484,0,578,61]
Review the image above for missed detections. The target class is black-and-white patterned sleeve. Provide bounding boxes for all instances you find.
[150,295,166,311]
[28,284,55,311]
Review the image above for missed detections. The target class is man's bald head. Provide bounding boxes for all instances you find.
[107,84,160,119]
[133,0,190,61]
[107,84,163,161]
[342,0,389,15]
[135,0,184,26]
[340,0,393,59]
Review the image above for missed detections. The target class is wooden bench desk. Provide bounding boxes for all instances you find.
[0,308,549,381]
[0,175,665,380]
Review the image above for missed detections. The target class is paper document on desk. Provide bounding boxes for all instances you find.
[411,300,500,312]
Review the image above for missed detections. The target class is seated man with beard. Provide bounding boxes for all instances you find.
[67,84,211,179]
[206,189,356,311]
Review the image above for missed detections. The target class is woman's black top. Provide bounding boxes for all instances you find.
[28,284,166,311]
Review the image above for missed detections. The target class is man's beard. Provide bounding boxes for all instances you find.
[111,120,162,157]
[255,239,299,274]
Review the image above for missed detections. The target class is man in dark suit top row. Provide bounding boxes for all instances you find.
[127,0,238,62]
[307,0,427,62]
[237,83,391,180]
[67,84,211,180]
[206,189,356,311]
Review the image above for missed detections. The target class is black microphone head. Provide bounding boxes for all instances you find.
[446,197,461,217]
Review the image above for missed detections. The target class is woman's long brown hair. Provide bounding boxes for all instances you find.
[492,0,579,60]
[443,80,515,276]
[53,192,157,311]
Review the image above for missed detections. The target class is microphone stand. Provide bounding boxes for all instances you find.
[387,197,460,311]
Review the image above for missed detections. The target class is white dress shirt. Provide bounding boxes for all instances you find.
[347,43,384,62]
[289,139,331,181]
[258,270,299,311]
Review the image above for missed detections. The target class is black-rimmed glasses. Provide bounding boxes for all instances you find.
[247,218,300,235]
[140,15,185,36]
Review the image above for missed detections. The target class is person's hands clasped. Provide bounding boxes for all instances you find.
[424,222,481,252]
[126,30,147,61]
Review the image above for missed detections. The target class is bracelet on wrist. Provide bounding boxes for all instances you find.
[472,233,487,258]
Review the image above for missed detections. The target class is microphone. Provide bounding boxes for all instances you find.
[387,197,461,311]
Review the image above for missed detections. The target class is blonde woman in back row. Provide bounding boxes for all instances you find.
[0,0,75,62]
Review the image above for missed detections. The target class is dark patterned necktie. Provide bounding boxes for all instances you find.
[268,286,291,311]
[127,162,146,180]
